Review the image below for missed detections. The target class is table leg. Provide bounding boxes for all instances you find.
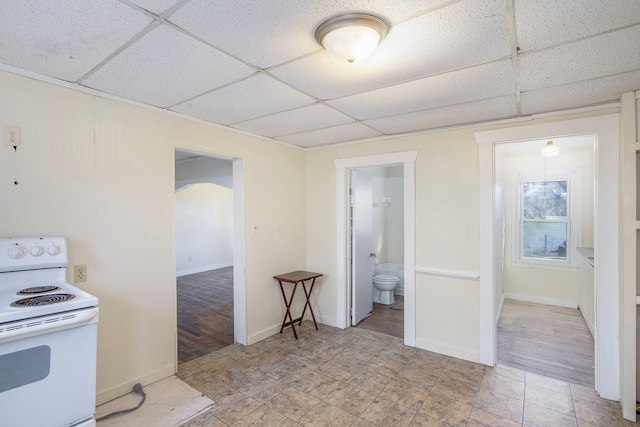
[300,277,318,330]
[278,280,299,339]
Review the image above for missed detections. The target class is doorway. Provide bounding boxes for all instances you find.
[335,151,417,346]
[351,166,405,339]
[174,148,246,365]
[476,114,620,401]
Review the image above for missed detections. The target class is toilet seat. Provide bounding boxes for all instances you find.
[373,274,399,283]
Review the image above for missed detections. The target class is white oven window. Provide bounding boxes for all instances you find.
[0,345,50,393]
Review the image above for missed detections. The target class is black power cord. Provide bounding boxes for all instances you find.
[96,383,146,422]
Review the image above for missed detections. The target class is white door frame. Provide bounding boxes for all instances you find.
[475,114,620,400]
[335,151,417,346]
[173,148,247,351]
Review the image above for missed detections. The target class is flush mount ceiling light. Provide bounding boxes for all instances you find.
[541,140,560,157]
[315,13,388,63]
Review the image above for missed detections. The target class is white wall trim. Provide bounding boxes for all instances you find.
[247,322,282,345]
[176,262,233,277]
[475,113,620,400]
[335,151,417,347]
[504,293,578,309]
[496,294,505,323]
[415,266,480,280]
[232,158,247,346]
[96,363,174,405]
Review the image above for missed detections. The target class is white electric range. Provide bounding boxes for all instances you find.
[0,236,99,427]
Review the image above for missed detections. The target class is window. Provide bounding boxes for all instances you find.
[520,180,569,263]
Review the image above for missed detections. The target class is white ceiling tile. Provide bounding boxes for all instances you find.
[276,122,382,147]
[233,104,354,137]
[171,74,316,125]
[82,24,255,108]
[128,0,182,15]
[515,0,640,51]
[327,60,514,120]
[521,70,640,115]
[168,0,444,69]
[519,25,640,91]
[364,96,517,134]
[271,0,511,99]
[0,0,152,82]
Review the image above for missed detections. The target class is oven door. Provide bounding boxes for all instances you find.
[0,308,98,427]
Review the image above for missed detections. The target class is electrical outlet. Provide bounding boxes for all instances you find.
[4,126,21,147]
[74,264,87,283]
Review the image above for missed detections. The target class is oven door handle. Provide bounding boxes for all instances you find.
[0,307,98,344]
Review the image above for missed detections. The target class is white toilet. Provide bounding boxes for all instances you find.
[372,274,400,305]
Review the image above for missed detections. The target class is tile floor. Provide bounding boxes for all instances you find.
[177,322,633,426]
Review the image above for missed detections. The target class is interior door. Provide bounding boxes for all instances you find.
[351,170,374,325]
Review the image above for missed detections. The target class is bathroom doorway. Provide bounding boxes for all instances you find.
[351,166,405,338]
[335,150,417,346]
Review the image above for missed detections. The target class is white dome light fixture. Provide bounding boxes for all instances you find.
[315,14,388,63]
[541,140,560,157]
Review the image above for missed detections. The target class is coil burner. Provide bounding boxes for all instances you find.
[17,285,61,295]
[11,293,76,307]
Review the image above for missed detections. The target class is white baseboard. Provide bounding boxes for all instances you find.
[176,263,233,278]
[504,293,578,309]
[247,322,281,345]
[96,362,175,406]
[415,338,479,363]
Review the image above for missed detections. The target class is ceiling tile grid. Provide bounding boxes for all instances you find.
[520,69,640,115]
[270,0,512,100]
[326,59,515,120]
[0,0,638,148]
[277,122,382,147]
[518,24,640,92]
[170,74,316,125]
[0,0,153,82]
[232,103,355,138]
[363,95,518,134]
[514,0,640,51]
[81,23,255,108]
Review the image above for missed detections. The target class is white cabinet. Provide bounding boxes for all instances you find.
[577,248,595,338]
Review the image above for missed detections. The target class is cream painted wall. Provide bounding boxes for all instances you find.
[0,70,307,403]
[175,183,233,275]
[307,130,482,360]
[307,114,614,362]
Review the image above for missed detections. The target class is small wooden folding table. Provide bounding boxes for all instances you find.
[273,270,323,339]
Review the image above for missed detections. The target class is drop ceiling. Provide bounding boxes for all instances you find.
[1,0,639,148]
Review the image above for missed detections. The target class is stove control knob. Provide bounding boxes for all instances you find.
[30,246,44,257]
[47,244,61,256]
[8,245,27,259]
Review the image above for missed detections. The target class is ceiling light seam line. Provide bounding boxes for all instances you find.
[520,68,640,94]
[303,103,619,151]
[227,100,321,126]
[165,73,261,109]
[268,120,362,139]
[391,0,463,26]
[74,20,162,84]
[257,72,324,103]
[162,20,262,73]
[319,56,513,103]
[504,0,521,116]
[517,21,640,56]
[359,93,518,123]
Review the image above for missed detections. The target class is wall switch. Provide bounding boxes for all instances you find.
[74,264,87,283]
[4,126,21,147]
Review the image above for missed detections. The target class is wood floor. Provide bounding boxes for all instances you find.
[356,296,404,338]
[497,299,595,388]
[177,267,234,365]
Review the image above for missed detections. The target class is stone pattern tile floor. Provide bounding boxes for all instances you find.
[177,322,633,427]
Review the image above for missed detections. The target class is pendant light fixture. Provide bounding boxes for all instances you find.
[541,140,559,157]
[315,13,388,63]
